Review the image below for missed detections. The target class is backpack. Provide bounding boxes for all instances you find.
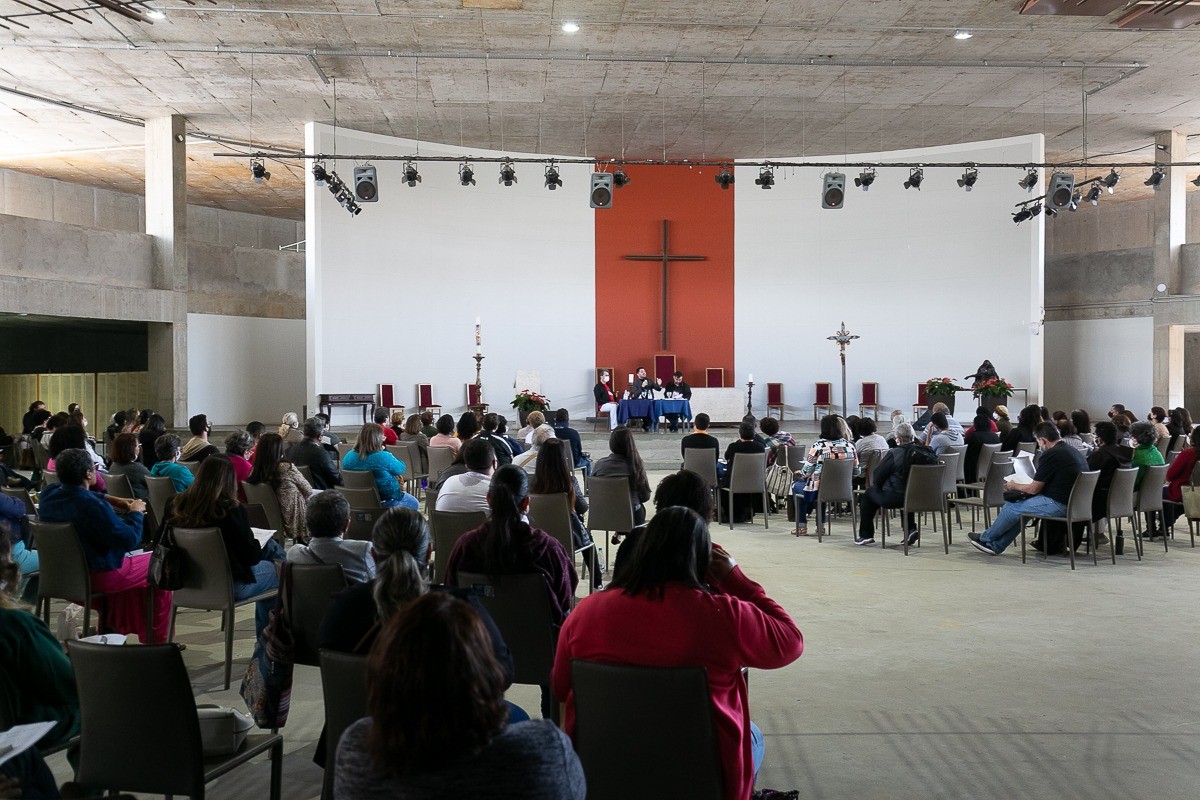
[907,444,939,469]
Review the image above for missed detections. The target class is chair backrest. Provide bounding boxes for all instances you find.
[766,382,783,406]
[296,464,315,484]
[916,382,929,406]
[289,563,348,667]
[378,382,396,408]
[244,503,271,529]
[399,441,425,476]
[181,460,202,476]
[341,469,377,491]
[858,448,883,488]
[336,442,354,462]
[430,511,488,583]
[785,445,808,472]
[815,456,854,503]
[1106,467,1138,519]
[981,460,1015,505]
[1135,464,1168,513]
[861,382,878,405]
[571,660,723,800]
[68,641,205,796]
[945,444,968,482]
[903,464,947,514]
[814,382,831,405]
[145,475,177,525]
[242,482,286,535]
[527,493,576,557]
[31,520,92,605]
[683,448,718,488]
[1066,471,1101,521]
[32,440,50,471]
[937,453,961,496]
[585,476,636,534]
[456,571,556,686]
[42,470,59,487]
[384,443,407,464]
[103,471,134,499]
[1,486,36,516]
[337,486,381,508]
[346,506,382,540]
[418,383,435,407]
[319,650,369,800]
[1155,437,1170,458]
[728,451,767,494]
[705,367,724,388]
[171,527,235,610]
[975,442,1003,483]
[428,446,455,478]
[1016,441,1037,456]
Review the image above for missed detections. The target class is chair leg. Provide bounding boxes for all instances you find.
[762,490,769,530]
[1020,515,1027,563]
[728,493,733,531]
[902,506,910,556]
[1109,521,1117,565]
[224,609,234,691]
[1066,521,1076,570]
[1090,521,1098,566]
[941,510,950,554]
[1160,512,1169,553]
[145,590,155,645]
[270,738,283,800]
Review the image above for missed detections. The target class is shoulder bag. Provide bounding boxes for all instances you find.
[240,562,296,728]
[147,522,185,591]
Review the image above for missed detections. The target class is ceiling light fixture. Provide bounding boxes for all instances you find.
[146,9,166,20]
[1028,202,1043,219]
[1102,169,1120,193]
[854,168,876,190]
[499,159,517,186]
[402,161,421,187]
[311,161,329,185]
[613,168,630,188]
[903,166,923,191]
[459,161,475,186]
[1018,168,1039,192]
[715,167,734,190]
[1192,175,1200,188]
[561,21,580,33]
[1068,190,1082,211]
[755,165,775,189]
[954,29,973,40]
[957,167,978,191]
[1012,206,1032,225]
[1045,206,1059,218]
[544,162,562,190]
[1085,184,1102,205]
[250,158,270,183]
[1145,166,1165,189]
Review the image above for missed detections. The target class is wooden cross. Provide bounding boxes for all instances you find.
[623,220,707,349]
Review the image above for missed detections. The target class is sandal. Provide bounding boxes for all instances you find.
[793,526,808,537]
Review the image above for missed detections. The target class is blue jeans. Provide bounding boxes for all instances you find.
[750,720,764,779]
[980,494,1067,554]
[235,540,284,638]
[383,491,420,510]
[792,486,824,526]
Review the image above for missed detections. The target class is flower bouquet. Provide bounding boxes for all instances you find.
[511,389,551,414]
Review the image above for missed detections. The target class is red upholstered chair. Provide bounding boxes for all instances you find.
[378,384,404,418]
[813,382,833,421]
[705,368,725,388]
[654,354,676,383]
[417,383,441,416]
[859,382,880,421]
[766,382,784,420]
[912,382,929,417]
[466,384,488,413]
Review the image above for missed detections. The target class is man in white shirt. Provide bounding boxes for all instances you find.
[287,491,375,583]
[435,438,495,514]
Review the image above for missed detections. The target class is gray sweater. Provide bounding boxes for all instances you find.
[335,718,586,800]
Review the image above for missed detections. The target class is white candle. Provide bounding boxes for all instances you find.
[748,373,754,383]
[628,373,634,383]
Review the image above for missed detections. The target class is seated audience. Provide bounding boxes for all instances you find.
[107,432,150,501]
[137,413,166,469]
[457,412,481,442]
[760,416,796,467]
[856,422,935,546]
[963,406,999,434]
[518,410,554,445]
[612,468,712,581]
[2,492,37,593]
[342,423,419,511]
[1001,404,1041,454]
[179,414,219,462]
[429,414,461,454]
[1109,403,1127,419]
[38,448,170,642]
[476,413,514,468]
[224,430,255,486]
[514,427,554,473]
[21,401,47,435]
[1148,406,1171,444]
[1071,409,1093,440]
[552,506,803,800]
[993,405,1012,437]
[278,412,304,447]
[854,418,888,458]
[530,439,602,590]
[245,420,267,462]
[247,432,315,543]
[430,444,468,492]
[1057,419,1090,457]
[1112,412,1132,446]
[400,414,431,472]
[969,422,1087,557]
[286,416,342,490]
[389,411,406,439]
[496,415,525,456]
[39,412,68,450]
[374,407,399,446]
[963,413,1001,485]
[591,427,652,533]
[334,593,578,800]
[435,438,496,514]
[1164,426,1200,533]
[1088,421,1133,553]
[288,490,375,584]
[680,413,721,467]
[419,411,438,439]
[792,415,858,537]
[167,456,284,637]
[1130,421,1167,539]
[551,409,589,474]
[885,411,908,448]
[149,433,194,493]
[721,420,771,525]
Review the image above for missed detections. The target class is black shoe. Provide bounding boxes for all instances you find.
[969,531,998,556]
[611,533,623,546]
[905,529,920,546]
[853,536,875,546]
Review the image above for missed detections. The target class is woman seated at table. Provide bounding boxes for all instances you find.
[341,423,420,510]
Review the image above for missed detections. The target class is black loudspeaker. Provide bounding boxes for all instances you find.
[590,173,614,209]
[353,166,379,202]
[1048,172,1075,208]
[822,172,846,209]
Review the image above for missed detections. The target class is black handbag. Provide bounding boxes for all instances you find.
[147,523,184,591]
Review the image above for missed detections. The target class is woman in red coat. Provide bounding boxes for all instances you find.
[1164,427,1199,529]
[551,506,803,800]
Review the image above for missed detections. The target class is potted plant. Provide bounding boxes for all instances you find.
[925,377,966,415]
[971,377,1015,413]
[511,389,550,427]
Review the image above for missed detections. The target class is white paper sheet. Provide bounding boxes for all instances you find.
[0,722,56,767]
[251,527,276,547]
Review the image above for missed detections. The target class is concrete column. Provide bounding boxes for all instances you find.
[1151,130,1187,407]
[145,116,188,425]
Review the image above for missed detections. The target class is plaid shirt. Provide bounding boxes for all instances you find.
[794,438,859,492]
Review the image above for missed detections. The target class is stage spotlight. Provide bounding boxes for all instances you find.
[1012,205,1032,225]
[1085,184,1102,205]
[1102,168,1120,193]
[250,158,270,183]
[1018,168,1039,192]
[755,165,775,189]
[855,168,876,190]
[402,161,421,187]
[1028,202,1043,218]
[459,162,475,186]
[613,168,630,188]
[1045,206,1059,218]
[1145,166,1165,188]
[544,162,562,190]
[499,160,517,186]
[311,161,329,185]
[957,167,978,191]
[325,170,345,196]
[1068,190,1082,211]
[903,167,923,190]
[715,167,735,189]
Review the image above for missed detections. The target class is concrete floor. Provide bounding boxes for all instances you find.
[47,426,1200,798]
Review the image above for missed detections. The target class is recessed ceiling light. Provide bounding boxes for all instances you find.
[146,9,166,20]
[954,29,973,40]
[561,21,580,33]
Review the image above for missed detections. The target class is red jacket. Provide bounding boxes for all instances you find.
[551,568,803,800]
[1165,447,1199,502]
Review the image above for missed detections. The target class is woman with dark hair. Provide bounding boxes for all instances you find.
[553,506,803,800]
[1176,407,1194,433]
[611,469,713,581]
[1149,406,1171,444]
[791,414,858,537]
[963,406,998,435]
[430,414,461,453]
[335,593,583,800]
[341,423,419,510]
[138,413,167,469]
[759,416,795,466]
[1001,404,1041,453]
[963,413,1001,485]
[247,432,315,542]
[445,464,577,720]
[590,427,652,535]
[1164,426,1200,533]
[107,432,150,500]
[531,439,602,590]
[1071,409,1093,437]
[1056,419,1090,457]
[456,411,480,441]
[167,455,284,637]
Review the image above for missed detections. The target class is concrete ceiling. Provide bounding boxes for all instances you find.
[1,0,1199,219]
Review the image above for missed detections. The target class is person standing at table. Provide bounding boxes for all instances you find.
[593,370,619,431]
[662,370,692,433]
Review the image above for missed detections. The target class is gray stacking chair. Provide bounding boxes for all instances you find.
[586,476,636,573]
[881,464,947,554]
[950,459,1014,533]
[1104,467,1139,564]
[319,650,368,800]
[429,510,488,584]
[720,451,769,530]
[814,456,855,541]
[1134,463,1170,555]
[1019,471,1100,570]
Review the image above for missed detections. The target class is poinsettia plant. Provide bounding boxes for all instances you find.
[926,377,966,395]
[972,377,1015,398]
[511,389,551,413]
